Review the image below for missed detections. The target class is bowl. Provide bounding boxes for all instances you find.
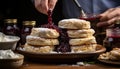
[0,53,24,69]
[0,35,20,50]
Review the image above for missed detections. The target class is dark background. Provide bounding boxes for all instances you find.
[0,0,63,29]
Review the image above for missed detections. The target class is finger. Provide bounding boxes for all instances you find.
[108,16,120,24]
[35,0,42,12]
[48,0,57,11]
[34,0,41,8]
[97,16,120,27]
[105,8,120,21]
[99,8,115,21]
[97,21,110,27]
[40,0,48,14]
[108,8,120,19]
[35,0,48,14]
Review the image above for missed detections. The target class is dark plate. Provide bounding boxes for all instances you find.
[98,59,120,65]
[17,44,106,63]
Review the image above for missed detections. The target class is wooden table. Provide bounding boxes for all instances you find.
[19,60,120,69]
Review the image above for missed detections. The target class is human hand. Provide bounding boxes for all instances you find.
[97,7,120,27]
[34,0,57,15]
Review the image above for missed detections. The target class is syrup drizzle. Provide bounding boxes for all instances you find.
[41,10,59,32]
[55,29,71,52]
[41,10,71,53]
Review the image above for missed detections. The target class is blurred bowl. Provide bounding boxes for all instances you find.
[0,35,20,50]
[0,53,24,68]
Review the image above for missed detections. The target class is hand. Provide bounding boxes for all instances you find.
[34,0,57,15]
[97,7,120,27]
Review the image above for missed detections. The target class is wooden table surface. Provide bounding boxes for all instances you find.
[19,60,120,69]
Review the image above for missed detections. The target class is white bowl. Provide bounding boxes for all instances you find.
[0,53,24,68]
[0,35,20,50]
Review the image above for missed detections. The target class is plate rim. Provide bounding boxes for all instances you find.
[98,59,120,65]
[16,44,106,60]
[17,44,106,55]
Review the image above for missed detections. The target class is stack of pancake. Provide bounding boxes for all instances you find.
[58,18,97,52]
[24,28,59,53]
[23,18,97,53]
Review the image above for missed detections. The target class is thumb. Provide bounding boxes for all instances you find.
[48,0,57,11]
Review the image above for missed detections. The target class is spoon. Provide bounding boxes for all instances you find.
[73,0,87,18]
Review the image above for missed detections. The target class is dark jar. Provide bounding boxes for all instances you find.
[103,21,120,51]
[3,19,20,36]
[20,21,36,45]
